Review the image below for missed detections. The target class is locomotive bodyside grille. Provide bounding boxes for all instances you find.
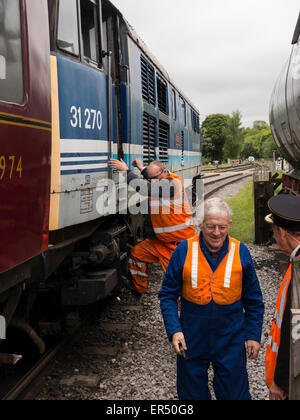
[158,120,169,163]
[141,55,155,106]
[143,113,156,165]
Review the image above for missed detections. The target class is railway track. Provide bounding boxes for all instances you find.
[0,303,104,400]
[202,167,255,199]
[1,340,67,400]
[201,163,256,173]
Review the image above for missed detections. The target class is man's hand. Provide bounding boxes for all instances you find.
[246,340,260,359]
[132,159,144,171]
[108,158,129,172]
[172,332,187,357]
[269,382,288,400]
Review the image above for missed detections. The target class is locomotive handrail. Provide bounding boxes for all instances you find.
[105,49,113,179]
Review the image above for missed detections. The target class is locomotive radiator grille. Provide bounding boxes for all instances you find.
[158,120,169,163]
[143,113,156,165]
[141,55,155,106]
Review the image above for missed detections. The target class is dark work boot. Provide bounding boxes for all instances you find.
[120,275,142,298]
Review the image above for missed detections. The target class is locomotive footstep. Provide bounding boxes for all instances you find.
[0,353,22,365]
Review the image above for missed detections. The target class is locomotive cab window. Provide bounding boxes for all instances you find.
[57,0,102,66]
[80,0,101,65]
[0,0,24,103]
[57,0,80,56]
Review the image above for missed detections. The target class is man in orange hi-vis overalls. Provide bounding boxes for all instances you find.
[109,158,195,295]
[265,191,300,400]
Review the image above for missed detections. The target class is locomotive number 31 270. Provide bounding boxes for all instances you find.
[0,155,22,180]
[70,106,103,131]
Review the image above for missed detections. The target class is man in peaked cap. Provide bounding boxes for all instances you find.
[265,190,300,400]
[265,191,300,233]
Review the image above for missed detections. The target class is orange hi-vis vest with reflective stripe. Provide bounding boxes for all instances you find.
[149,172,195,243]
[265,262,293,388]
[182,235,243,306]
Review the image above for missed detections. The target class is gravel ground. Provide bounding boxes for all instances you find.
[36,243,283,401]
[36,179,283,401]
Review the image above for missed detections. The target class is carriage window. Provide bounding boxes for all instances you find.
[80,0,100,63]
[172,89,176,120]
[57,0,79,56]
[191,110,200,133]
[180,96,186,126]
[0,0,24,103]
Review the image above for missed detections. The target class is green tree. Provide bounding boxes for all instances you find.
[253,120,269,130]
[223,110,244,159]
[240,124,280,159]
[260,127,280,158]
[241,136,260,158]
[202,115,279,161]
[201,114,230,162]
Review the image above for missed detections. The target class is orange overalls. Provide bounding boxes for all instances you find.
[265,261,294,388]
[129,172,195,294]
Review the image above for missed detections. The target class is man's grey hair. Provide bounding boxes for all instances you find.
[149,160,166,171]
[198,198,233,225]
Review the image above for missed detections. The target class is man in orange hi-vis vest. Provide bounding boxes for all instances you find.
[265,191,300,400]
[108,158,195,295]
[159,198,264,400]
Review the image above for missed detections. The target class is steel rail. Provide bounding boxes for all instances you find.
[204,172,253,199]
[1,304,101,400]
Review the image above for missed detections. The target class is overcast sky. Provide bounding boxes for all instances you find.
[110,0,299,128]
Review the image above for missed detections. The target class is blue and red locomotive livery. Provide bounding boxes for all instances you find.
[0,0,201,356]
[0,0,51,277]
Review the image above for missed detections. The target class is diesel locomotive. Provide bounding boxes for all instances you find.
[0,0,202,357]
[270,12,300,194]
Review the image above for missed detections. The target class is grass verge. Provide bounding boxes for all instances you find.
[225,181,254,243]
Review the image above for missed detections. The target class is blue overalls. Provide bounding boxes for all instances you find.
[159,234,264,400]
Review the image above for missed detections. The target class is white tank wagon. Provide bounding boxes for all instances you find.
[270,13,300,193]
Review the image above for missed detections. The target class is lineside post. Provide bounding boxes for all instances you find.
[290,259,300,400]
[253,169,282,245]
[253,177,274,244]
